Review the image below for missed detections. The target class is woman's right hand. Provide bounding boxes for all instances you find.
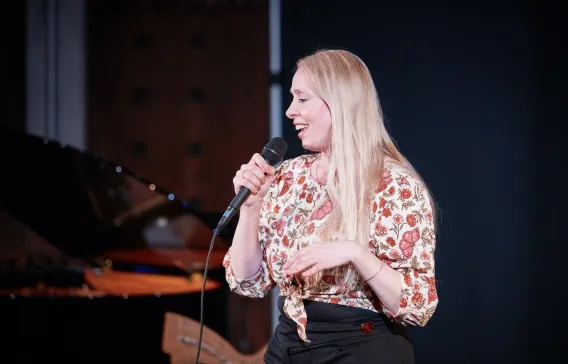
[233,153,277,208]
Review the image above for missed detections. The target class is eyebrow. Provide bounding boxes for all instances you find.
[290,89,304,95]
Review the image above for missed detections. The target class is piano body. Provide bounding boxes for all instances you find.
[0,130,232,363]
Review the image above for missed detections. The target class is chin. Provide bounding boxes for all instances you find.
[301,140,322,153]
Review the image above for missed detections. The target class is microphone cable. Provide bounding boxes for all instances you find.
[195,226,221,364]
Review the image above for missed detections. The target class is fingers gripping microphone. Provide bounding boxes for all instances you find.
[215,137,288,233]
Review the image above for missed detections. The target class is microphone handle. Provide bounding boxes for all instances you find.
[215,187,251,233]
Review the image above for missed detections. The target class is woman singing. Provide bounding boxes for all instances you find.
[223,49,439,363]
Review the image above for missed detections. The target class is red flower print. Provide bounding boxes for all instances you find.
[306,194,314,203]
[282,236,290,248]
[274,204,281,214]
[411,292,424,306]
[299,191,306,199]
[388,186,395,195]
[382,208,392,217]
[377,179,393,193]
[400,188,412,199]
[375,223,387,235]
[403,274,412,287]
[376,170,393,192]
[379,198,387,208]
[298,175,305,184]
[378,253,390,261]
[424,277,437,303]
[406,214,417,227]
[373,201,378,213]
[400,298,408,308]
[386,237,396,246]
[393,214,403,224]
[264,201,272,210]
[428,288,438,304]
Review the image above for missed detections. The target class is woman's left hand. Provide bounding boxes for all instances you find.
[282,240,363,278]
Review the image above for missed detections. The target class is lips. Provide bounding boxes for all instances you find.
[295,124,308,138]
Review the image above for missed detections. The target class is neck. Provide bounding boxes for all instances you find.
[312,152,330,184]
[320,147,331,164]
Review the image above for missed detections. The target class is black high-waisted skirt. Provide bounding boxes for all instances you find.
[264,296,414,364]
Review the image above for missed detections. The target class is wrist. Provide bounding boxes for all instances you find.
[239,203,262,219]
[349,240,367,265]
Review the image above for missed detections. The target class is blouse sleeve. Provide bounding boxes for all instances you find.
[222,242,274,298]
[222,162,288,298]
[369,168,439,327]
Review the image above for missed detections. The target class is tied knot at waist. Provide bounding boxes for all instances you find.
[279,280,303,297]
[279,282,310,342]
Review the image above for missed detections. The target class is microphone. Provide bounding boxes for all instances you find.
[215,137,288,233]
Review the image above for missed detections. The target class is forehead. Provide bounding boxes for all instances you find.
[290,68,314,94]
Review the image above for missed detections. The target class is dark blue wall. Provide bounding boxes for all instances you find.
[280,1,565,363]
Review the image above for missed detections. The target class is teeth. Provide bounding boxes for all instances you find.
[295,125,307,131]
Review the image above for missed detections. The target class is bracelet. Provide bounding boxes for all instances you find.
[364,262,385,283]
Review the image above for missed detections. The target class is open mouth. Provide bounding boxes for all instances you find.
[295,124,308,136]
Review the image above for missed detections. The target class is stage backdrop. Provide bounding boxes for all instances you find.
[279,1,565,363]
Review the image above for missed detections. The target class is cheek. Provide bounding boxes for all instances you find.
[315,105,332,130]
[303,102,330,125]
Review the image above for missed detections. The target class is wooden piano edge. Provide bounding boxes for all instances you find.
[162,311,267,364]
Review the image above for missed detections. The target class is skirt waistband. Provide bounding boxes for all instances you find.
[276,296,394,348]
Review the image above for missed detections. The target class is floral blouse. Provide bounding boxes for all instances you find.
[223,154,438,342]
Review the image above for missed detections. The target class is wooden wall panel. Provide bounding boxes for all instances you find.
[86,0,270,213]
[86,0,272,355]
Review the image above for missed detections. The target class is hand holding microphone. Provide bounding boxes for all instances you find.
[216,137,287,232]
[232,153,276,208]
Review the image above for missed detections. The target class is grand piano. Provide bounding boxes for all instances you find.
[0,130,233,363]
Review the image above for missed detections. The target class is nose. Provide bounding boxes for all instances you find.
[285,101,297,120]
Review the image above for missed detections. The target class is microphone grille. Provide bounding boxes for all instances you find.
[262,137,288,166]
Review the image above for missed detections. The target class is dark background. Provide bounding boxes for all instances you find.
[279,1,566,362]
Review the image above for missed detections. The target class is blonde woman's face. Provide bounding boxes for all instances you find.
[286,68,332,153]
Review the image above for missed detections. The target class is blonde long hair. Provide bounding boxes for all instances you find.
[297,49,436,289]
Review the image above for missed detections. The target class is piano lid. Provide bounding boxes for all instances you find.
[0,129,230,282]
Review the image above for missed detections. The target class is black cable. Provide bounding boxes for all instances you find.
[194,227,221,364]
